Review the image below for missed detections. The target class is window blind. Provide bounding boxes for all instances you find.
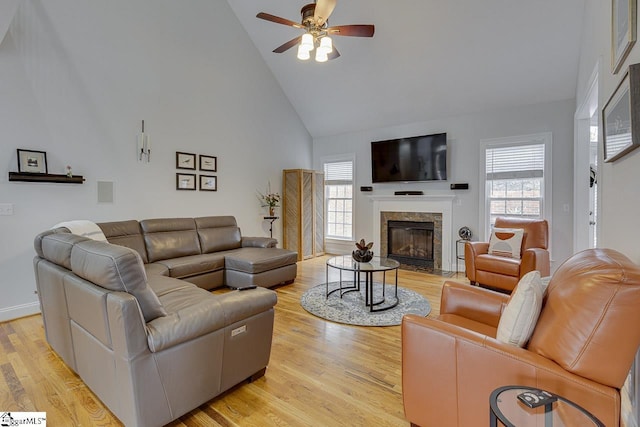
[485,144,544,180]
[324,161,353,183]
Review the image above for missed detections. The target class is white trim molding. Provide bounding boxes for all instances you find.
[0,301,40,323]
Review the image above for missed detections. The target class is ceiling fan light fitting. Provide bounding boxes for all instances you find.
[315,50,328,62]
[297,44,311,60]
[317,36,333,55]
[301,33,314,51]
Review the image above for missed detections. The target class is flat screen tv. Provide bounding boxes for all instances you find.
[371,133,447,183]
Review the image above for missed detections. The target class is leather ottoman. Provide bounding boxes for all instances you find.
[225,247,298,289]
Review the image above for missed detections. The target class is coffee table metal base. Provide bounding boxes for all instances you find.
[326,260,399,313]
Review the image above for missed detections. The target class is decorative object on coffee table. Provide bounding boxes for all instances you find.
[352,238,374,262]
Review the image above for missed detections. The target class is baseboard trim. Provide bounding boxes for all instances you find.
[0,301,40,323]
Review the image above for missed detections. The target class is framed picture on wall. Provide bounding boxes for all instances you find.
[603,63,640,162]
[176,152,196,170]
[17,149,48,174]
[199,155,217,172]
[200,175,217,191]
[176,173,196,190]
[612,0,637,74]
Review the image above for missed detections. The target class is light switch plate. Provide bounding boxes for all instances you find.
[0,203,14,215]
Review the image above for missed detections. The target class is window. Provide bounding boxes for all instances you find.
[480,133,552,238]
[324,160,353,240]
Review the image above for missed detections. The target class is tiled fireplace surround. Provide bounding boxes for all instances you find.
[370,195,454,272]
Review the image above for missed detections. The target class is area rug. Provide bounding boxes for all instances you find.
[300,281,431,327]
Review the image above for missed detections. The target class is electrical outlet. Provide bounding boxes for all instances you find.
[0,203,14,215]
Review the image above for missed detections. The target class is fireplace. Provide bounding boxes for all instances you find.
[380,211,443,270]
[387,220,434,268]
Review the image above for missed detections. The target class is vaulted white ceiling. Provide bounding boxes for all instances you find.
[227,0,585,138]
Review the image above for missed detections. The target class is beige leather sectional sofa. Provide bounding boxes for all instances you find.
[97,216,297,289]
[33,216,297,426]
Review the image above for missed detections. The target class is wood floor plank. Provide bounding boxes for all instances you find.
[0,256,466,426]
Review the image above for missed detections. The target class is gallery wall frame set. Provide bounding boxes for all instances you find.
[603,63,640,162]
[612,0,637,74]
[175,151,218,191]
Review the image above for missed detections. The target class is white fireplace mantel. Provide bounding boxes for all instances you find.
[369,195,455,271]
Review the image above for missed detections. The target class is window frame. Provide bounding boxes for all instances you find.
[479,132,553,240]
[322,154,356,242]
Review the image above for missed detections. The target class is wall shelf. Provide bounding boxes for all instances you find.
[8,172,85,184]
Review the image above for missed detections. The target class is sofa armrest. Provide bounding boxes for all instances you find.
[440,281,508,328]
[402,315,620,427]
[464,241,489,282]
[242,236,277,248]
[521,247,551,277]
[215,287,278,325]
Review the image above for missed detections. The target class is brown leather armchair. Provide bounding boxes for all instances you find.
[465,217,550,293]
[402,248,640,427]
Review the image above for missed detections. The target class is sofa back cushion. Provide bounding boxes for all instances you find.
[528,248,640,388]
[98,220,149,263]
[494,217,548,250]
[140,218,201,262]
[69,240,167,322]
[195,216,242,253]
[36,231,90,270]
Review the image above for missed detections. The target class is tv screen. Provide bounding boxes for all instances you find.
[371,133,447,183]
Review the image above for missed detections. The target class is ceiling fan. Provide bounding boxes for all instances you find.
[256,0,375,62]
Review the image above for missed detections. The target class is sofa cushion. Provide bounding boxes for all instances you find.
[154,253,226,279]
[496,271,544,347]
[141,218,201,262]
[146,285,226,352]
[225,248,298,274]
[488,228,524,259]
[70,240,167,322]
[475,254,520,277]
[98,220,149,263]
[195,216,242,253]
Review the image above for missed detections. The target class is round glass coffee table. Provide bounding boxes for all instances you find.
[325,255,400,312]
[490,385,604,427]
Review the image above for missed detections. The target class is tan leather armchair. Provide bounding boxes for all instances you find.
[465,217,550,293]
[402,248,640,427]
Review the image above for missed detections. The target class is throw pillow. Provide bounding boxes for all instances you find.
[496,271,544,347]
[488,228,525,259]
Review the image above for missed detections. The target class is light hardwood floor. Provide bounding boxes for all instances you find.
[0,256,467,426]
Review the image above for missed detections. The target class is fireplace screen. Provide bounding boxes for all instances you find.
[387,220,434,267]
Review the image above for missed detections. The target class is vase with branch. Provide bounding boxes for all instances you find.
[257,183,281,217]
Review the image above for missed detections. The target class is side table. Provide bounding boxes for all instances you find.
[264,216,278,238]
[490,385,604,427]
[455,239,469,274]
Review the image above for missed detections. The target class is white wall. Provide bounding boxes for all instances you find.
[313,99,575,270]
[577,0,640,263]
[0,0,312,321]
[577,2,640,425]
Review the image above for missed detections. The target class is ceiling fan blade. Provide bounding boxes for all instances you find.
[314,0,336,26]
[327,24,375,37]
[256,12,303,29]
[273,36,302,53]
[328,47,341,60]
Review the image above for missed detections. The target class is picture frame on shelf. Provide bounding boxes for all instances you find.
[612,0,637,74]
[200,175,217,191]
[176,152,196,170]
[176,173,196,190]
[17,149,48,174]
[199,155,217,172]
[603,63,640,162]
